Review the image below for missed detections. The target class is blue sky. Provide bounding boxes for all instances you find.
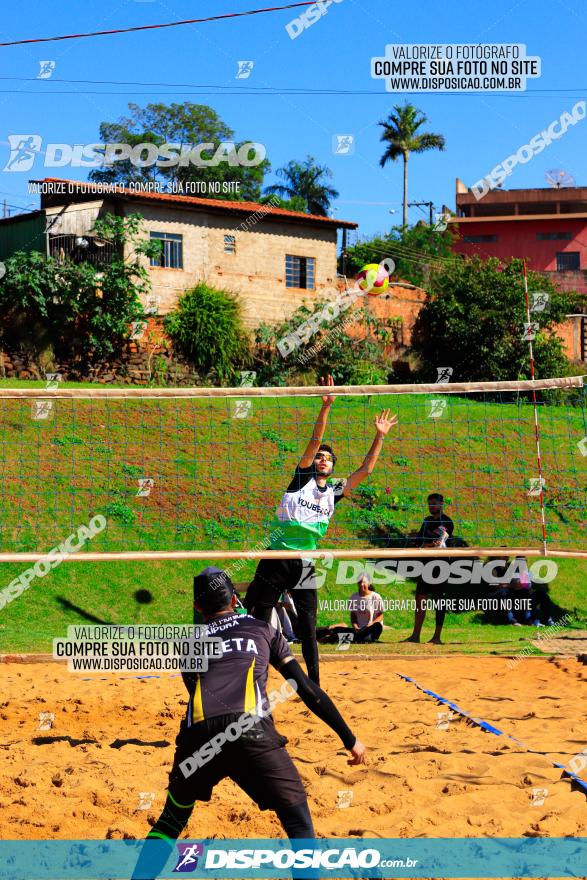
[0,0,585,238]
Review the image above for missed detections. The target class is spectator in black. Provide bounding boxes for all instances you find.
[402,493,454,645]
[486,557,512,624]
[414,493,454,545]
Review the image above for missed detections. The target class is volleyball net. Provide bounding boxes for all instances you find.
[0,376,585,562]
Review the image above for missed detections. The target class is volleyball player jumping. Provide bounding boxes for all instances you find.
[244,376,397,684]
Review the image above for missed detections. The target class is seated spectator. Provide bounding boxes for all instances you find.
[529,588,556,627]
[505,561,533,626]
[317,575,384,644]
[486,557,513,624]
[503,558,555,627]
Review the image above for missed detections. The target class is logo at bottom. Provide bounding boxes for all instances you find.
[173,843,204,873]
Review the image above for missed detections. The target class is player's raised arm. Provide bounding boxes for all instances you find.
[343,409,397,497]
[278,655,366,765]
[298,374,336,467]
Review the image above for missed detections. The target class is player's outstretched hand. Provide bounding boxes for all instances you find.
[375,409,397,437]
[348,738,366,765]
[320,374,336,406]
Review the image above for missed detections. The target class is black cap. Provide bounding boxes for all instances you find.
[193,566,236,615]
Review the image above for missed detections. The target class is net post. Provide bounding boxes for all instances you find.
[522,259,548,556]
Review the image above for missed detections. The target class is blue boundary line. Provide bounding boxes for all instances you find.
[80,673,182,681]
[397,673,587,795]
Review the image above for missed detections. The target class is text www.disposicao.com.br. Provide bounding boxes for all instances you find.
[70,657,204,672]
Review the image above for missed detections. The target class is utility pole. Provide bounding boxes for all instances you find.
[408,200,434,225]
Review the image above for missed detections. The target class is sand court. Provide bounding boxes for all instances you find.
[0,656,585,842]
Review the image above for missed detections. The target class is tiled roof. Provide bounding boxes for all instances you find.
[39,178,358,229]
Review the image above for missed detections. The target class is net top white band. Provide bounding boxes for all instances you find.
[0,375,583,399]
[0,547,585,561]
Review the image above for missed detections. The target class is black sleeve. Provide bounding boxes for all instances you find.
[286,464,315,493]
[279,658,356,750]
[444,516,455,536]
[414,518,427,546]
[181,672,197,696]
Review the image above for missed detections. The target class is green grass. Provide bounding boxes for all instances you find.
[0,377,585,652]
[1,554,584,654]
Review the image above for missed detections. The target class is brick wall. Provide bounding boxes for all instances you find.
[0,318,198,385]
[361,282,427,348]
[125,203,339,325]
[558,315,586,361]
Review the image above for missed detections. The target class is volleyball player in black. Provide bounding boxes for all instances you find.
[132,567,365,879]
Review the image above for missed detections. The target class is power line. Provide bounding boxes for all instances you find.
[408,200,434,224]
[0,201,36,217]
[0,2,315,48]
[0,87,584,98]
[1,76,586,95]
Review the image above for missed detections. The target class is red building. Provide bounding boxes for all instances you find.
[450,179,587,361]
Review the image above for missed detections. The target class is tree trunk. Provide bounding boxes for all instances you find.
[402,152,409,227]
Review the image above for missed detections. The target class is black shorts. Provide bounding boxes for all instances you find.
[244,557,318,623]
[415,578,445,599]
[245,557,316,604]
[167,714,307,812]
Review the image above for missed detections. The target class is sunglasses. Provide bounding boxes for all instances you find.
[314,452,333,462]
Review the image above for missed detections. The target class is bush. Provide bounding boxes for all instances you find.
[253,297,398,386]
[165,283,250,382]
[413,256,578,382]
[104,500,137,524]
[0,213,154,368]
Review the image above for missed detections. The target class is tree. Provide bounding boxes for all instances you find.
[378,104,445,226]
[258,193,308,213]
[89,102,270,201]
[265,156,339,216]
[413,256,577,382]
[343,224,457,288]
[0,213,156,367]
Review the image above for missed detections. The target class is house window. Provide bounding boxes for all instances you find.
[224,235,236,254]
[285,254,316,289]
[463,234,498,243]
[556,251,580,271]
[150,232,183,269]
[537,232,572,241]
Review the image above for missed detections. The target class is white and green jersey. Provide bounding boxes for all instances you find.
[270,464,345,551]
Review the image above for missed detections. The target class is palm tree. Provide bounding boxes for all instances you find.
[265,156,339,216]
[378,103,446,227]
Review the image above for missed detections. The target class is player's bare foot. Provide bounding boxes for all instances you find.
[428,637,443,644]
[401,635,420,643]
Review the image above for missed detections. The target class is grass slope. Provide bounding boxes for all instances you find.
[0,379,585,652]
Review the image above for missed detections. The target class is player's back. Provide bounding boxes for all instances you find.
[183,612,290,726]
